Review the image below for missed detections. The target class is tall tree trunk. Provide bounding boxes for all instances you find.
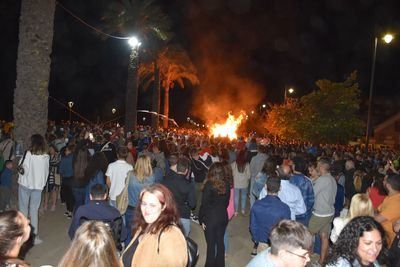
[14,0,55,150]
[151,60,160,129]
[125,49,139,134]
[163,87,170,129]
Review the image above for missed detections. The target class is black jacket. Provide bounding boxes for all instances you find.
[199,181,230,225]
[162,171,196,219]
[190,158,208,183]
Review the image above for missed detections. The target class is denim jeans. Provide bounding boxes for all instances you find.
[18,185,42,235]
[234,188,247,212]
[249,177,256,208]
[180,218,191,236]
[124,206,135,246]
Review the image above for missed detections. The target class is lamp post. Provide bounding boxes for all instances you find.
[125,36,141,135]
[284,87,295,102]
[112,108,116,115]
[365,33,393,154]
[68,101,74,123]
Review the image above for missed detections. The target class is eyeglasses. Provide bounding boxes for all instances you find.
[285,250,310,260]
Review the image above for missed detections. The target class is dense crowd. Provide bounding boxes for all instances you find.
[0,121,400,267]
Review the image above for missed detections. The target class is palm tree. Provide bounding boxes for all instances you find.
[139,45,199,128]
[13,0,56,149]
[102,0,172,133]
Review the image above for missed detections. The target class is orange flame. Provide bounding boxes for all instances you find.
[210,112,245,140]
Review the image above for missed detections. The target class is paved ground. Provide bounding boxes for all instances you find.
[25,204,256,267]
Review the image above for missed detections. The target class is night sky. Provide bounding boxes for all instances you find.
[1,0,400,125]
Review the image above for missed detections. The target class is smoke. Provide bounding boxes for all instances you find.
[185,1,266,124]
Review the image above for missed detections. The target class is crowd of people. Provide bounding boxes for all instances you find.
[0,120,399,266]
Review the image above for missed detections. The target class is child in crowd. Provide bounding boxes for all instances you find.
[0,160,13,211]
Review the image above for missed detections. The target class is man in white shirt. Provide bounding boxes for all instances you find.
[259,165,306,220]
[106,146,133,207]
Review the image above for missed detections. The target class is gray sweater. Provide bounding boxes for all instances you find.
[312,173,337,216]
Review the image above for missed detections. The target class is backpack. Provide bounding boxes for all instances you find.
[116,170,132,214]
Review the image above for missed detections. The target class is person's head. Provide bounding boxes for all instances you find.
[89,184,108,201]
[317,158,330,175]
[258,145,267,154]
[326,216,385,266]
[348,194,374,219]
[353,170,365,193]
[49,144,58,155]
[269,220,313,267]
[266,175,281,195]
[58,221,119,267]
[134,155,153,182]
[384,174,400,194]
[4,160,13,170]
[168,154,179,170]
[0,210,31,260]
[204,162,228,195]
[134,184,180,234]
[30,134,47,155]
[262,157,279,176]
[372,172,387,196]
[235,150,247,172]
[292,156,307,174]
[117,146,128,160]
[345,159,355,171]
[176,156,190,175]
[308,161,319,179]
[189,147,199,160]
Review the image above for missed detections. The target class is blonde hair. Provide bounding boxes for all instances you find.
[353,170,364,193]
[58,221,120,267]
[134,155,153,182]
[348,193,374,219]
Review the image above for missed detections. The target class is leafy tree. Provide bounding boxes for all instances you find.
[102,0,172,132]
[264,100,301,140]
[14,0,56,148]
[265,72,364,143]
[299,71,363,143]
[139,45,199,128]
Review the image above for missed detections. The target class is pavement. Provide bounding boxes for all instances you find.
[25,204,256,267]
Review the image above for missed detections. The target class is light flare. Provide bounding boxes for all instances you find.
[210,112,245,140]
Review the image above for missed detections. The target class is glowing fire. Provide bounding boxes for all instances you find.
[210,112,245,140]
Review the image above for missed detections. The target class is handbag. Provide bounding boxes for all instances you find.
[116,170,132,214]
[158,224,199,267]
[17,151,28,175]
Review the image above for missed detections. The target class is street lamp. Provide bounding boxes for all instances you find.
[365,33,394,154]
[284,87,295,102]
[112,108,116,114]
[125,36,141,135]
[68,101,74,123]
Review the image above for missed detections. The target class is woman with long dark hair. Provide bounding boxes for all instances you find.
[199,162,230,267]
[84,152,108,204]
[326,216,386,266]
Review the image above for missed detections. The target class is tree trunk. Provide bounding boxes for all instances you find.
[13,0,56,150]
[151,60,160,129]
[125,49,139,134]
[163,86,170,129]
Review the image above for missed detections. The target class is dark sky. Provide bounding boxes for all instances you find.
[1,0,400,125]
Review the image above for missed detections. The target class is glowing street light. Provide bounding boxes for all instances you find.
[251,110,255,114]
[262,104,266,108]
[128,36,141,48]
[366,33,394,153]
[112,108,116,114]
[68,101,74,123]
[383,34,394,44]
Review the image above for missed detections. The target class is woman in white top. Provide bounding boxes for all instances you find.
[231,150,250,216]
[18,134,49,245]
[330,193,374,243]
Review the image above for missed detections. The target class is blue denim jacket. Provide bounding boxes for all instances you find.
[128,173,155,207]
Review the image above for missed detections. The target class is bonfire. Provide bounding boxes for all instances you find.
[210,112,245,140]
